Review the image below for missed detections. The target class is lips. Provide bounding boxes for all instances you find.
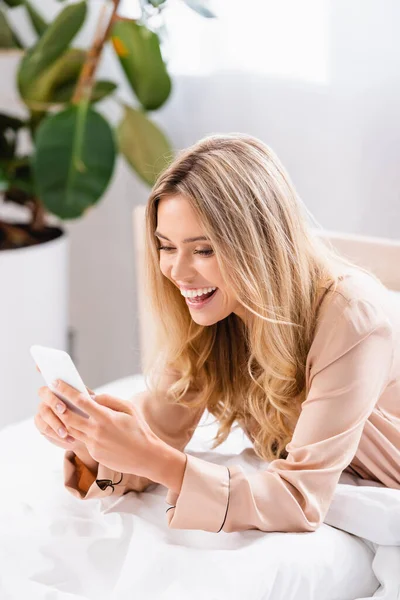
[185,288,218,308]
[187,289,215,302]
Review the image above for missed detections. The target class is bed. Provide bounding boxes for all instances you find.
[1,210,400,600]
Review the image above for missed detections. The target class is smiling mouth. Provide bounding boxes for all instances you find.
[185,288,218,305]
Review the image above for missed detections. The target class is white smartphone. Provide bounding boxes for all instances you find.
[30,344,90,419]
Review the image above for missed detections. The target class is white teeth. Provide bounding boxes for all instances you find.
[181,286,217,298]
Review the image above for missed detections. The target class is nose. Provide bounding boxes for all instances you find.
[170,251,195,282]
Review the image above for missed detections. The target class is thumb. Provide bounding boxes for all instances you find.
[92,393,132,414]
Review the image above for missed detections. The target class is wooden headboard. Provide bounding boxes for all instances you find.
[133,204,400,367]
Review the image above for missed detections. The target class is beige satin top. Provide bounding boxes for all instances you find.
[64,268,400,533]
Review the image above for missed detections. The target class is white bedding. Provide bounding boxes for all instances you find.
[1,374,399,600]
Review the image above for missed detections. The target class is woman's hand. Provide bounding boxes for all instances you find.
[48,380,162,478]
[34,365,94,459]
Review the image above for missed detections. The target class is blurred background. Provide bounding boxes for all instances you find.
[1,0,399,428]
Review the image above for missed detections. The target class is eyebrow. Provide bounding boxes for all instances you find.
[154,232,210,244]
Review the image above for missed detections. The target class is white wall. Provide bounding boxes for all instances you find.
[2,0,400,389]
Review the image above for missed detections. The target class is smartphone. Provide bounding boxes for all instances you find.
[30,344,90,419]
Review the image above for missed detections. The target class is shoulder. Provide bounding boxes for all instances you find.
[308,267,394,372]
[317,267,392,329]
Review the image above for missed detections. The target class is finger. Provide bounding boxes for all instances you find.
[38,383,94,403]
[39,386,68,416]
[34,414,75,446]
[35,409,72,441]
[56,421,87,442]
[93,394,132,414]
[43,433,76,446]
[54,380,106,421]
[38,386,91,438]
[36,364,41,373]
[55,409,89,440]
[36,408,87,444]
[39,384,94,415]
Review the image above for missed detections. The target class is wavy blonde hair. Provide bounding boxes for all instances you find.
[142,133,371,462]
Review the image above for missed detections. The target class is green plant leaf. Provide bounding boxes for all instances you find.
[117,104,173,186]
[20,47,86,108]
[111,19,171,111]
[0,8,18,47]
[0,165,8,193]
[51,79,117,104]
[32,103,116,219]
[2,0,24,6]
[25,1,48,36]
[182,0,216,18]
[8,160,35,195]
[18,1,87,97]
[89,80,117,103]
[0,7,24,47]
[0,156,34,198]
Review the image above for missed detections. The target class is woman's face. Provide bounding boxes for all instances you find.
[156,195,246,325]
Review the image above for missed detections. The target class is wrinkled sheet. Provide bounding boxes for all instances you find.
[1,374,399,600]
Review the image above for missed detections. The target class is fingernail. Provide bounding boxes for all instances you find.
[52,380,59,388]
[66,436,75,443]
[58,427,67,438]
[56,402,65,413]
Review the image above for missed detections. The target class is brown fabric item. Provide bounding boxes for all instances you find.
[74,455,96,494]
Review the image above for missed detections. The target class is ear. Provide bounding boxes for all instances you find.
[91,393,132,414]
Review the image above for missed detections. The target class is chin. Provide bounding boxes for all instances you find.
[190,311,230,326]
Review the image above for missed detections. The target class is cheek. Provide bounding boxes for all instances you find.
[158,256,223,289]
[159,257,170,277]
[159,257,182,284]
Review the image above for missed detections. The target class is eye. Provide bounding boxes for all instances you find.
[194,249,214,256]
[157,246,214,256]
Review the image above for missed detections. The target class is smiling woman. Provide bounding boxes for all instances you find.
[62,133,400,536]
[143,132,350,454]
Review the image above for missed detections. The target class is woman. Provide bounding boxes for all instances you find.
[35,133,400,534]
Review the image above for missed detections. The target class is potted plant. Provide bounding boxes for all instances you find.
[0,0,215,428]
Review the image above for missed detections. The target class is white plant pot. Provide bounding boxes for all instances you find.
[0,231,69,429]
[0,50,69,428]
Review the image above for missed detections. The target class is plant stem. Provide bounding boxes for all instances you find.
[30,197,46,231]
[72,0,121,105]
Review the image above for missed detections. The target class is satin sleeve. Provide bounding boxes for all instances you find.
[165,297,394,532]
[63,370,205,500]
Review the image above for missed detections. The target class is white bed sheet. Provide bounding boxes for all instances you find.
[1,374,399,600]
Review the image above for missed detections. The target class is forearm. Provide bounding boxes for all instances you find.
[73,433,187,493]
[147,439,187,495]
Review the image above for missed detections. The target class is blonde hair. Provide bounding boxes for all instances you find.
[142,133,373,462]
